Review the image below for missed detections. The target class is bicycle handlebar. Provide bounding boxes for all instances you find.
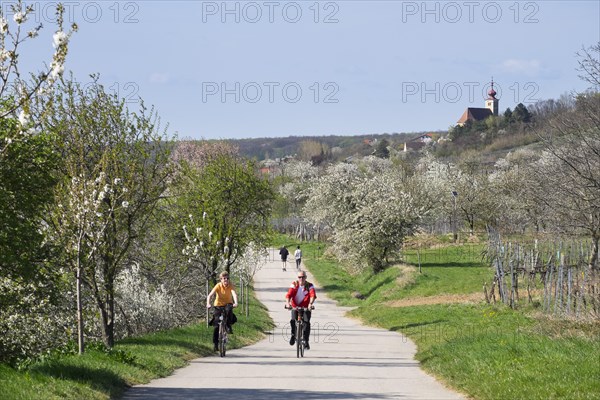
[285,305,315,310]
[207,303,236,309]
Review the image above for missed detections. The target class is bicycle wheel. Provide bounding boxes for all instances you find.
[219,322,227,357]
[296,320,303,358]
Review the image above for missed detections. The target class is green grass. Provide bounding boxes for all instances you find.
[0,285,273,400]
[270,233,327,262]
[300,237,600,400]
[354,303,600,400]
[400,244,493,298]
[294,240,492,305]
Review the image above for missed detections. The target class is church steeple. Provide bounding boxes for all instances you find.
[485,77,499,116]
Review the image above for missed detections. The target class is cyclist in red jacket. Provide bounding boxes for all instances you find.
[285,270,316,349]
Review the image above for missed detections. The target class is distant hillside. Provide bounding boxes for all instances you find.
[223,131,442,161]
[199,91,594,165]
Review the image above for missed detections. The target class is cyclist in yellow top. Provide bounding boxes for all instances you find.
[207,271,238,351]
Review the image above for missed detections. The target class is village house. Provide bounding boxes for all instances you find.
[259,156,294,177]
[403,133,434,152]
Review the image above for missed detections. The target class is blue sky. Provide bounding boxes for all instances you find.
[16,0,600,139]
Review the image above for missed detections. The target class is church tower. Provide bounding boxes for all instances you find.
[485,78,499,116]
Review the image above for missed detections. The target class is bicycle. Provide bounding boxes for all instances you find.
[286,305,314,358]
[211,304,233,357]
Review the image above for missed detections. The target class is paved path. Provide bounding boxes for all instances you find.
[123,252,465,400]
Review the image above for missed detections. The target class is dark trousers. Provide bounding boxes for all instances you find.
[211,305,236,344]
[290,309,311,342]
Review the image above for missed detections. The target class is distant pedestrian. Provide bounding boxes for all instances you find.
[279,246,289,271]
[294,245,302,270]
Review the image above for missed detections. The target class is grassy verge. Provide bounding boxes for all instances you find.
[0,285,272,400]
[300,238,600,400]
[400,244,492,298]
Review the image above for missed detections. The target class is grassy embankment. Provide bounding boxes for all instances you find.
[0,285,273,400]
[279,236,600,400]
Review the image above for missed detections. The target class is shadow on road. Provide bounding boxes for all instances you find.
[124,387,398,399]
[191,357,418,369]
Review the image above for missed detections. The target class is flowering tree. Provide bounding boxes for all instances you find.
[413,153,455,233]
[44,79,174,348]
[488,149,547,234]
[50,170,129,353]
[0,104,58,279]
[0,1,77,124]
[114,262,176,336]
[304,156,431,273]
[530,97,600,268]
[447,152,498,236]
[276,160,319,239]
[0,273,74,365]
[121,198,206,329]
[231,241,269,284]
[0,107,68,364]
[0,1,78,362]
[174,151,274,284]
[0,1,76,280]
[501,44,600,269]
[171,139,238,170]
[231,241,268,316]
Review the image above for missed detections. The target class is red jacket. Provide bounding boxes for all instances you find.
[286,280,316,307]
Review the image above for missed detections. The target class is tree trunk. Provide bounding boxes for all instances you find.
[205,279,210,327]
[590,233,599,271]
[97,291,115,348]
[76,234,85,355]
[107,289,115,348]
[76,264,84,354]
[95,255,116,348]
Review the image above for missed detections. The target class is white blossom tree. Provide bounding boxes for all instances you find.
[414,153,456,237]
[446,153,498,237]
[0,1,76,284]
[0,1,77,126]
[488,149,548,234]
[49,170,129,353]
[304,156,431,273]
[0,1,77,362]
[114,262,176,337]
[174,152,274,283]
[276,160,320,239]
[530,103,600,268]
[231,241,268,316]
[527,43,600,269]
[44,79,174,348]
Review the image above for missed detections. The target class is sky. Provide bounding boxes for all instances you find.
[12,0,600,139]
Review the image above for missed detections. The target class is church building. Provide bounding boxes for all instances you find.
[456,79,499,126]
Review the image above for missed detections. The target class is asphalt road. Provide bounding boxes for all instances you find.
[122,252,465,400]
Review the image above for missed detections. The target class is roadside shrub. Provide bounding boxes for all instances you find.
[114,263,178,339]
[0,277,74,365]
